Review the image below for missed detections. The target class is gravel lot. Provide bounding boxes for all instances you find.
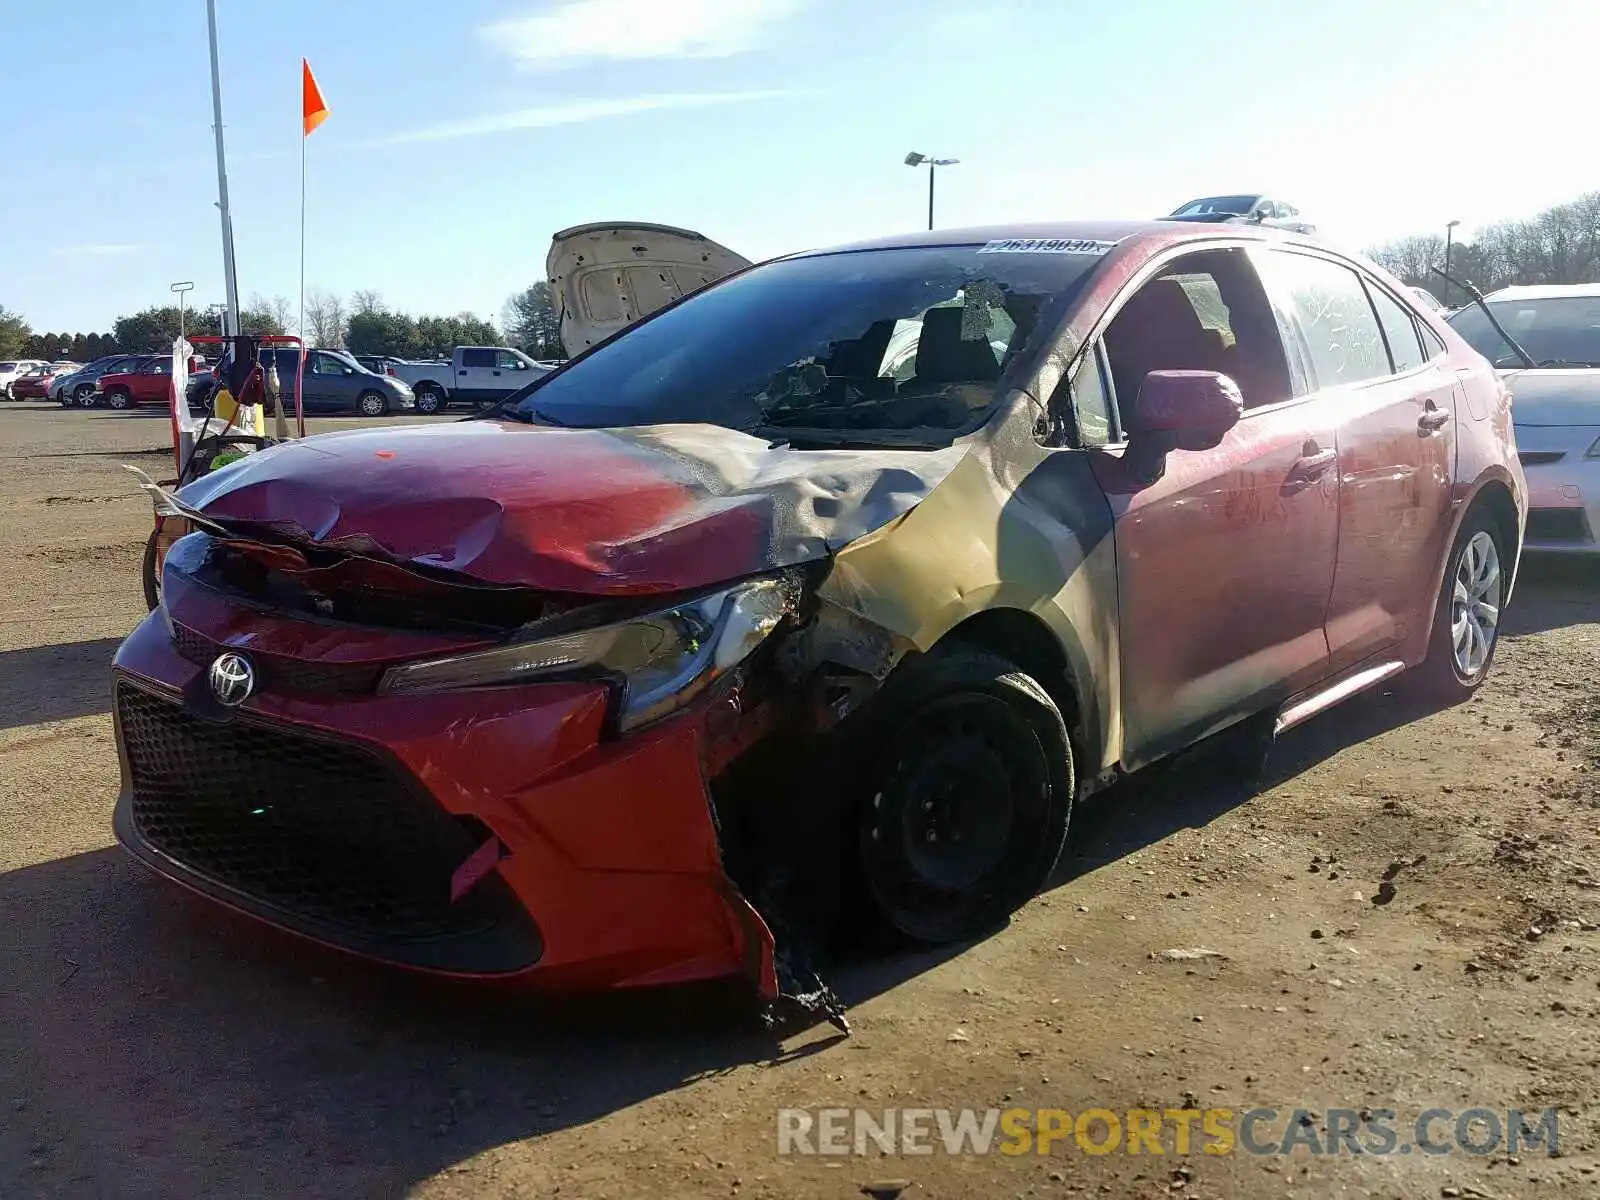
[2,400,1598,1199]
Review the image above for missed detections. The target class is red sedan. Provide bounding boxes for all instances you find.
[10,367,58,400]
[113,219,1525,1028]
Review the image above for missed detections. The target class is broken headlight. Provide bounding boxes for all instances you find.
[378,575,797,730]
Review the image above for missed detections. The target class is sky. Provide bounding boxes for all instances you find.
[2,0,1593,332]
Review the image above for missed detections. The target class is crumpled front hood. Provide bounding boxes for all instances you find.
[177,420,970,594]
[1503,368,1600,428]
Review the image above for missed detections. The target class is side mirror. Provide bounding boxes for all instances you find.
[1124,370,1244,482]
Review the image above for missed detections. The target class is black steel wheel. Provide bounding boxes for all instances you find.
[853,645,1073,944]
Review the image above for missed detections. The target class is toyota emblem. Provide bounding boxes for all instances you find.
[208,652,255,707]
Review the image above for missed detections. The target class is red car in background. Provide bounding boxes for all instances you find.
[10,364,65,400]
[113,219,1526,1029]
[94,356,172,410]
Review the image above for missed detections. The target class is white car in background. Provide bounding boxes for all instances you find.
[0,359,49,398]
[1447,283,1600,553]
[1163,194,1317,235]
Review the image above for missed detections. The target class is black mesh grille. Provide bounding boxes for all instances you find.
[170,622,383,696]
[119,682,510,942]
[1526,508,1593,544]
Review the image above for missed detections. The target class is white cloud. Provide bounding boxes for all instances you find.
[360,90,787,147]
[482,0,804,67]
[54,243,149,256]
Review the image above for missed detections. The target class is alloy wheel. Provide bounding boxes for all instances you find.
[1450,529,1501,679]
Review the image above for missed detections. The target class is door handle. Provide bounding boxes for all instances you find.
[1419,403,1450,432]
[1289,448,1337,481]
[492,370,502,376]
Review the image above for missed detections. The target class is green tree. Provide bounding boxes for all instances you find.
[21,333,51,359]
[502,282,563,357]
[0,307,29,359]
[346,310,418,357]
[70,333,88,360]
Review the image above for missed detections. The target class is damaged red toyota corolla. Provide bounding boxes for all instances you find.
[113,221,1526,1030]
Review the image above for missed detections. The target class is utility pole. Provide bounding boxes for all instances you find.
[1444,219,1461,305]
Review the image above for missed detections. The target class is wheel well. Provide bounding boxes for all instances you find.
[414,380,444,394]
[1472,479,1520,557]
[942,608,1082,737]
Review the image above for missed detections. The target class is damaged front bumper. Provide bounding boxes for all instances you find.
[112,559,854,1031]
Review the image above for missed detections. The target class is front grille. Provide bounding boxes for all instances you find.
[1526,508,1593,544]
[119,682,511,943]
[1518,450,1567,467]
[170,622,383,696]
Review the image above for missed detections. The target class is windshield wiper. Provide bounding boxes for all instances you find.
[1432,264,1537,370]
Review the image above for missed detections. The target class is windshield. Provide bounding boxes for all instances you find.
[0,364,15,373]
[506,243,1105,446]
[1448,296,1600,367]
[1173,195,1259,217]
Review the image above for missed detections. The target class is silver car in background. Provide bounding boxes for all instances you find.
[1163,194,1317,235]
[1448,283,1600,553]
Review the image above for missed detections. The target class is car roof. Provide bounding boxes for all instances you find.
[786,219,1310,259]
[1482,283,1600,302]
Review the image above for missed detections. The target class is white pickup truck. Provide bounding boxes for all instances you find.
[384,346,552,414]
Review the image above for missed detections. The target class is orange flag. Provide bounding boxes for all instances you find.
[302,58,329,136]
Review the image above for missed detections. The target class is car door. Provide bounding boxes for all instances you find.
[453,348,498,406]
[139,357,173,405]
[1081,246,1341,767]
[1258,249,1458,672]
[317,351,364,412]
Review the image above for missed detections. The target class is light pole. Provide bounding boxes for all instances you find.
[905,151,959,230]
[170,281,195,341]
[1444,219,1460,304]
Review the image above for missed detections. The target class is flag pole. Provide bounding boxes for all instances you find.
[298,123,307,348]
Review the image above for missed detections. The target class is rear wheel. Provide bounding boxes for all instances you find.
[105,388,131,411]
[413,384,446,415]
[357,390,389,417]
[850,644,1074,944]
[1406,507,1507,703]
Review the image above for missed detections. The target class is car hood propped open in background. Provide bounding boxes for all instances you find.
[174,420,970,595]
[547,222,752,354]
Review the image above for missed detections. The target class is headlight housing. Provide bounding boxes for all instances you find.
[379,575,798,730]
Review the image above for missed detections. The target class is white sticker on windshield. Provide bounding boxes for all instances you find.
[977,237,1118,255]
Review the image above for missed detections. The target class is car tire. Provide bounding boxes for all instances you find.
[413,385,446,415]
[105,388,131,411]
[847,643,1074,945]
[73,383,95,404]
[1405,506,1508,704]
[357,390,389,417]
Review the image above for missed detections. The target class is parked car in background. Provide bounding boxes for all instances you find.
[1448,283,1600,554]
[0,359,50,399]
[51,355,149,405]
[113,219,1523,1022]
[235,347,415,415]
[384,346,549,413]
[10,364,62,400]
[352,354,408,374]
[1162,194,1317,235]
[95,356,187,410]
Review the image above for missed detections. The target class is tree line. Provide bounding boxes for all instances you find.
[2,281,561,365]
[1368,190,1600,299]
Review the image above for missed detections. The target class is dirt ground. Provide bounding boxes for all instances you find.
[2,399,1598,1200]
